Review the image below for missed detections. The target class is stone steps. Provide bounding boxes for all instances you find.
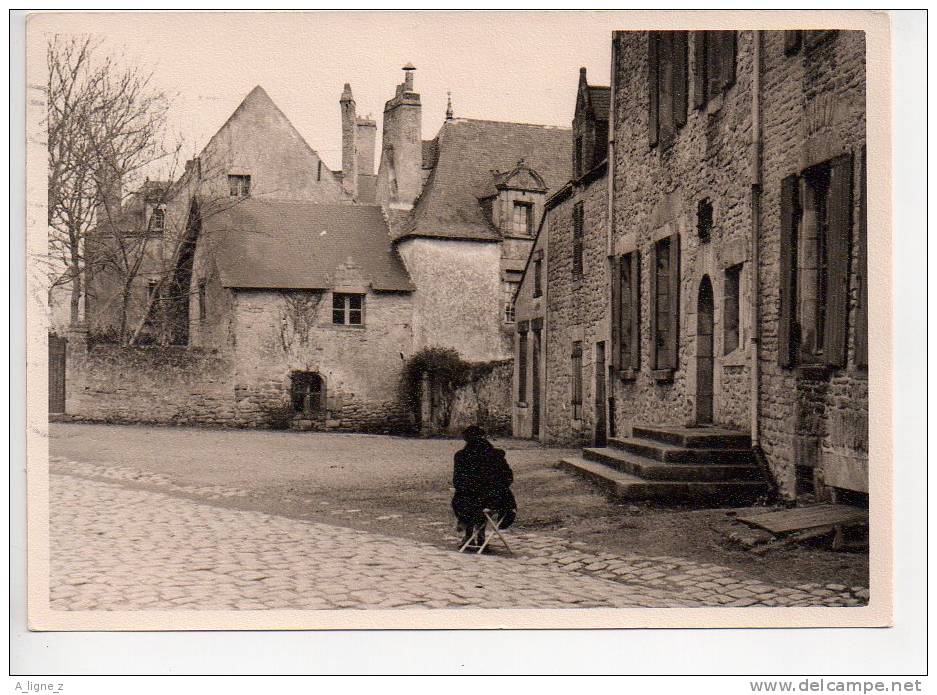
[582,446,763,482]
[631,424,752,449]
[558,456,768,504]
[558,423,768,506]
[609,436,755,465]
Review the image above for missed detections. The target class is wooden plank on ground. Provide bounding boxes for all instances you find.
[736,504,868,535]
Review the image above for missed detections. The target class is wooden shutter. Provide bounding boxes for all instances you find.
[649,243,658,370]
[855,145,868,367]
[721,31,737,89]
[658,32,674,145]
[630,250,641,370]
[673,31,688,127]
[693,31,707,109]
[824,152,853,369]
[778,174,799,368]
[666,232,681,370]
[610,255,621,372]
[648,32,659,147]
[784,30,803,55]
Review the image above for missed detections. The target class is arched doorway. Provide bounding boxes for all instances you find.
[290,371,324,418]
[696,276,715,425]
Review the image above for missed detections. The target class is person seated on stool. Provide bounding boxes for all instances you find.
[451,425,517,550]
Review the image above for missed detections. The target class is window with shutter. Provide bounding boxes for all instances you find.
[667,232,681,371]
[724,263,742,354]
[784,30,803,55]
[648,32,659,147]
[571,341,583,420]
[517,330,528,402]
[693,31,737,108]
[572,202,584,277]
[822,153,853,368]
[778,174,800,368]
[653,237,676,371]
[619,252,639,372]
[648,31,688,149]
[779,154,853,370]
[855,145,868,368]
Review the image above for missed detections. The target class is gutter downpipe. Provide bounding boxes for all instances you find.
[750,30,763,449]
[606,34,618,437]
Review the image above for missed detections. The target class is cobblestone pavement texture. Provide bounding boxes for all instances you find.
[50,460,868,610]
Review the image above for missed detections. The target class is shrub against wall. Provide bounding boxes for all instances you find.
[401,346,512,436]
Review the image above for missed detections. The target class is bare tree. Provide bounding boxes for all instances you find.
[46,35,171,329]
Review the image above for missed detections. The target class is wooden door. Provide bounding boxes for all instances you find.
[531,330,541,439]
[594,341,607,446]
[696,277,714,424]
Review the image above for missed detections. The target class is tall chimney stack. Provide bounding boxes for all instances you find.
[339,83,358,199]
[377,64,422,210]
[356,115,377,176]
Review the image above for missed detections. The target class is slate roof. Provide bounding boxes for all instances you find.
[421,138,439,169]
[588,86,611,119]
[399,118,571,242]
[206,199,414,292]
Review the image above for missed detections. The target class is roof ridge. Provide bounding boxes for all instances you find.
[448,117,571,131]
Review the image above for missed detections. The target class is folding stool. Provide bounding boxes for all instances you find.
[457,509,513,555]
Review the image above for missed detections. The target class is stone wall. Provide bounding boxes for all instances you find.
[65,341,239,426]
[757,30,868,495]
[445,360,514,437]
[65,286,416,432]
[542,171,608,446]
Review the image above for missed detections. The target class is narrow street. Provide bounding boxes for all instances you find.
[48,424,868,610]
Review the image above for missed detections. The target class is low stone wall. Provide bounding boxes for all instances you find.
[65,342,239,427]
[64,341,415,432]
[435,360,513,437]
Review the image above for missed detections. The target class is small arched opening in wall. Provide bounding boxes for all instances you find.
[695,275,715,425]
[290,371,326,419]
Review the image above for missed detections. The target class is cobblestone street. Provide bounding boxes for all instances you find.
[50,465,868,610]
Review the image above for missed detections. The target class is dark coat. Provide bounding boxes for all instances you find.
[451,439,517,529]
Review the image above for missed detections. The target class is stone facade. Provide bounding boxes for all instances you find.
[525,31,868,500]
[395,238,505,363]
[609,31,756,437]
[756,30,868,496]
[226,289,413,431]
[540,168,609,446]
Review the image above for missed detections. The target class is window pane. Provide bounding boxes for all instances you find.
[332,309,344,324]
[333,295,344,310]
[349,295,362,310]
[349,310,362,325]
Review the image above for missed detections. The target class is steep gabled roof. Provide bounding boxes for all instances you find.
[206,199,414,292]
[399,118,571,242]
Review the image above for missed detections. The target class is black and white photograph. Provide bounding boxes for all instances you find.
[21,10,898,642]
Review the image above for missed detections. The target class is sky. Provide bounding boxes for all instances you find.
[32,11,621,174]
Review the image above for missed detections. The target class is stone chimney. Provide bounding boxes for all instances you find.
[356,115,377,177]
[340,83,358,199]
[377,64,422,210]
[96,161,122,225]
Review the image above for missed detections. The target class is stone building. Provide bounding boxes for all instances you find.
[518,31,868,503]
[69,68,571,432]
[376,66,571,361]
[513,68,609,441]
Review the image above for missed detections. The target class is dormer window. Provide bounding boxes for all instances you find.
[228,174,251,198]
[512,202,534,236]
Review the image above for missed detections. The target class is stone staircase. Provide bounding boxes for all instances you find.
[559,424,769,505]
